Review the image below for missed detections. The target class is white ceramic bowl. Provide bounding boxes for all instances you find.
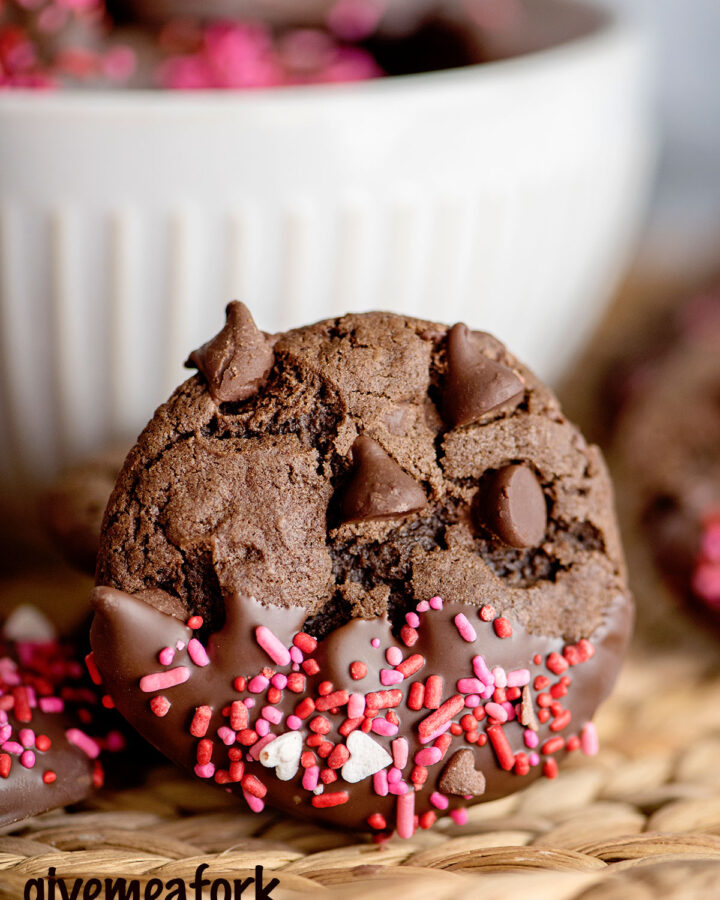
[0,0,655,485]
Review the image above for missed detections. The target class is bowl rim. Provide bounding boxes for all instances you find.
[0,0,641,114]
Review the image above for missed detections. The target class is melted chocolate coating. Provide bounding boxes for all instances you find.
[90,587,632,831]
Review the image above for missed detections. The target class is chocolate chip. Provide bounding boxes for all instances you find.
[339,435,426,525]
[442,323,524,427]
[475,464,547,548]
[438,748,486,797]
[185,301,274,403]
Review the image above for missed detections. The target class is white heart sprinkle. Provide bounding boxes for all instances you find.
[259,731,302,781]
[341,730,392,784]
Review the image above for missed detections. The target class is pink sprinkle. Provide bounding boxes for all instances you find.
[392,738,408,769]
[19,729,35,748]
[217,727,236,746]
[502,701,515,720]
[187,638,210,667]
[271,674,288,690]
[507,669,531,687]
[287,715,302,730]
[139,667,190,693]
[0,711,6,724]
[396,789,415,838]
[524,730,539,749]
[65,729,101,759]
[2,742,23,755]
[327,0,384,42]
[485,702,508,723]
[419,721,451,745]
[491,667,507,689]
[262,706,282,725]
[243,790,264,813]
[457,677,484,693]
[430,791,448,810]
[429,596,443,610]
[255,719,270,737]
[289,647,304,664]
[380,669,403,686]
[158,647,175,666]
[248,734,275,759]
[244,698,256,709]
[450,808,468,826]
[303,765,319,791]
[416,600,430,612]
[0,726,11,742]
[371,638,381,649]
[386,647,403,666]
[105,731,126,752]
[20,750,35,769]
[39,697,63,713]
[348,693,366,718]
[464,695,481,708]
[481,683,495,700]
[387,766,402,784]
[371,718,398,737]
[373,769,388,796]
[248,675,269,694]
[415,747,442,766]
[176,640,185,651]
[255,626,291,667]
[405,613,420,628]
[580,722,599,756]
[194,763,215,779]
[472,656,494,685]
[529,752,540,766]
[389,781,409,795]
[454,613,477,642]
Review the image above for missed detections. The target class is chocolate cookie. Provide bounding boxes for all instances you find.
[91,304,632,835]
[610,286,720,623]
[0,609,108,826]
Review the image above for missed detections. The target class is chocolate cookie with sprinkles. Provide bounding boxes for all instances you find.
[0,607,125,825]
[90,304,633,835]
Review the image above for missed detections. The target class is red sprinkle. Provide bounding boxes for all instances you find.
[233,676,247,692]
[13,687,32,723]
[396,654,425,678]
[150,696,171,717]
[196,739,213,765]
[541,736,565,755]
[35,735,51,752]
[487,724,515,771]
[42,770,57,784]
[367,813,386,830]
[418,694,464,740]
[450,723,463,736]
[317,741,334,758]
[320,768,338,784]
[0,754,10,778]
[312,791,349,808]
[546,652,569,675]
[295,698,316,719]
[419,810,437,829]
[514,752,530,776]
[400,625,419,647]
[287,673,306,693]
[493,617,512,639]
[566,735,581,752]
[349,661,368,680]
[309,716,331,735]
[302,659,320,676]
[315,690,349,712]
[479,605,496,621]
[408,682,425,711]
[423,675,443,710]
[237,729,259,746]
[543,758,559,779]
[241,774,267,798]
[229,761,245,782]
[411,765,428,786]
[366,690,402,709]
[339,717,364,736]
[538,709,551,724]
[327,745,350,769]
[318,681,334,696]
[293,632,317,654]
[434,733,452,759]
[550,710,572,732]
[190,706,212,737]
[186,615,203,630]
[300,752,316,769]
[267,687,282,704]
[85,653,102,686]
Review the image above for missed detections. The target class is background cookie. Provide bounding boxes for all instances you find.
[609,286,720,624]
[0,608,109,826]
[91,304,632,834]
